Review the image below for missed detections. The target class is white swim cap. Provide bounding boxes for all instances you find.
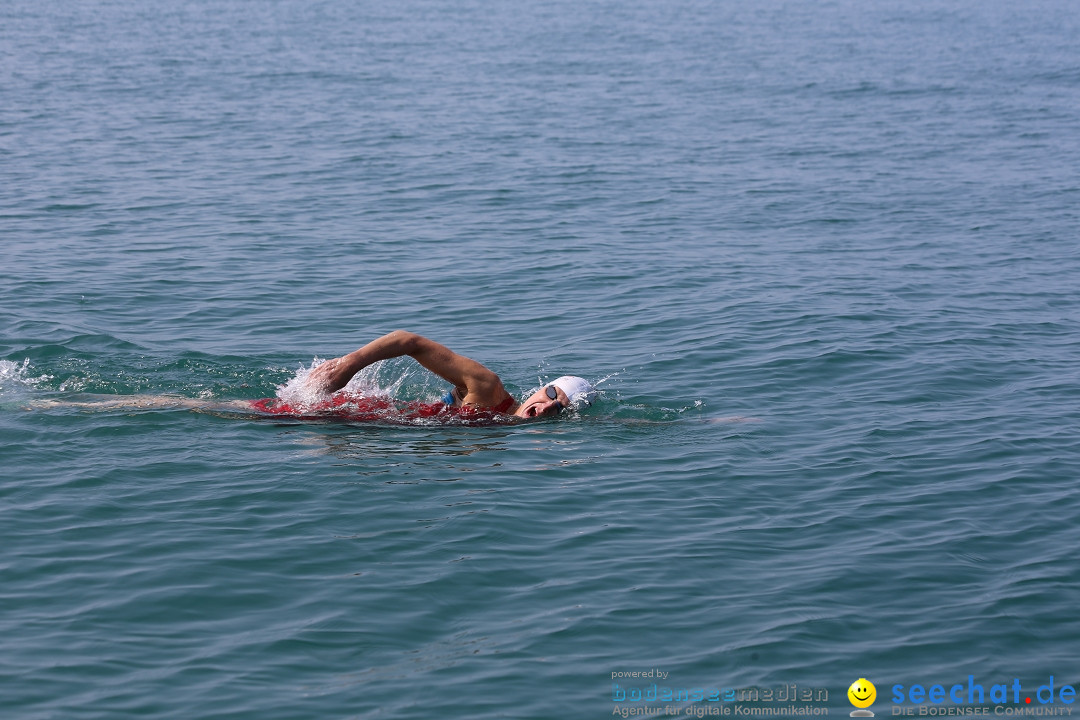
[550,376,597,410]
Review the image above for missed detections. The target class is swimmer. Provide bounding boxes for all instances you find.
[24,330,597,422]
[307,330,596,419]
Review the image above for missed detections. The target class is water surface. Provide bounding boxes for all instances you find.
[3,0,1079,717]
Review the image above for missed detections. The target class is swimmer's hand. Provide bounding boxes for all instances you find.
[306,356,355,394]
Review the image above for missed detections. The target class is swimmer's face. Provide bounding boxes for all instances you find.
[514,384,570,419]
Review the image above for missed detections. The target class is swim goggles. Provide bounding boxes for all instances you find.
[545,385,566,411]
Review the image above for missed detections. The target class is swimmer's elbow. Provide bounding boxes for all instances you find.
[386,329,422,352]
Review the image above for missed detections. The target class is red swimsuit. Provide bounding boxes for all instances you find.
[250,393,516,424]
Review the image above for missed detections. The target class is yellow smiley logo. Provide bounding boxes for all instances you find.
[848,678,876,709]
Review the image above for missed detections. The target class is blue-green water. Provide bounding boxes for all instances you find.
[3,0,1080,717]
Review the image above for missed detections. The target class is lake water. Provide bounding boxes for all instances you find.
[2,0,1079,717]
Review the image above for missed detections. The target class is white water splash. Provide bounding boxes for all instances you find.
[272,357,329,409]
[273,358,401,410]
[0,359,51,395]
[592,371,620,390]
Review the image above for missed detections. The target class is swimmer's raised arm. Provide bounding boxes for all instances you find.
[307,330,511,408]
